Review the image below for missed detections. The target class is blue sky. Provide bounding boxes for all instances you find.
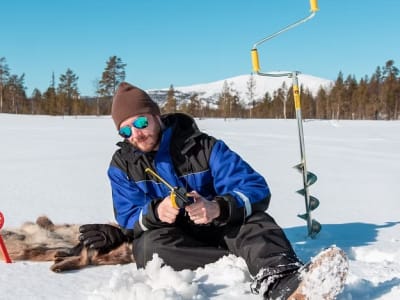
[1,0,399,96]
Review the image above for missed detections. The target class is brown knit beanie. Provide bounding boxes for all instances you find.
[111,82,161,129]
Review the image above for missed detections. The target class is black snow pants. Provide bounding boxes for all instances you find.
[133,211,300,276]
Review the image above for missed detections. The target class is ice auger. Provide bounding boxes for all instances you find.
[145,168,193,209]
[250,0,321,238]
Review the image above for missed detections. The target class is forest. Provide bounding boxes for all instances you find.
[0,56,399,120]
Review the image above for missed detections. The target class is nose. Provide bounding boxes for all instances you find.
[131,126,145,137]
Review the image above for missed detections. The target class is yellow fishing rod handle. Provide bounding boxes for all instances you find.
[170,191,179,209]
[251,48,261,73]
[310,0,319,12]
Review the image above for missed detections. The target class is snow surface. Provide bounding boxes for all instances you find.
[0,114,399,299]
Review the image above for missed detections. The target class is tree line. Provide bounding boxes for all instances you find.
[0,56,399,120]
[0,56,126,116]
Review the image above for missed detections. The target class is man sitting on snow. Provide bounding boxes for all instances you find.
[79,82,345,299]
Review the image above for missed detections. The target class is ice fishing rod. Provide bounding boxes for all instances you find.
[145,168,193,209]
[250,0,321,238]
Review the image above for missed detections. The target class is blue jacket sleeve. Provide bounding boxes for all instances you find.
[209,140,271,225]
[108,165,144,229]
[108,165,164,236]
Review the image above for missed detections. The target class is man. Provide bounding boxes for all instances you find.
[78,82,318,299]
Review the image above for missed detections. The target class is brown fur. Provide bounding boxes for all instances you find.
[0,216,134,272]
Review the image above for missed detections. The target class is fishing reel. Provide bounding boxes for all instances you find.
[145,168,193,209]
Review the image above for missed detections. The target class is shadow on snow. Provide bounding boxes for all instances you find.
[284,221,400,299]
[284,221,400,259]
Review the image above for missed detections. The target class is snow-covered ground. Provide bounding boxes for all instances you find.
[0,114,399,299]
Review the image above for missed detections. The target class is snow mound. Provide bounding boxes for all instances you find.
[88,254,255,300]
[89,254,198,300]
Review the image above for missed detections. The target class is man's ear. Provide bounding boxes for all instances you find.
[155,115,165,130]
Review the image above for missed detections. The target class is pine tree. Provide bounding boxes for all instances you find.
[186,93,201,117]
[381,60,399,119]
[352,77,368,119]
[315,87,328,119]
[6,74,26,114]
[369,66,383,119]
[271,89,283,118]
[218,81,238,119]
[0,57,10,113]
[343,75,357,119]
[246,74,257,117]
[31,88,42,115]
[265,92,273,118]
[329,72,345,119]
[43,86,57,115]
[279,82,288,119]
[58,69,79,115]
[163,85,177,113]
[301,87,315,119]
[97,56,126,97]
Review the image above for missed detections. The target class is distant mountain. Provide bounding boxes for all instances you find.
[147,73,333,107]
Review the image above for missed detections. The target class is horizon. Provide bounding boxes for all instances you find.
[1,0,399,97]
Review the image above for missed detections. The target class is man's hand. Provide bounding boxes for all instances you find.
[157,195,180,224]
[185,191,220,224]
[79,224,126,252]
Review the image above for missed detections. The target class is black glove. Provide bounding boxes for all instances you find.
[79,224,126,253]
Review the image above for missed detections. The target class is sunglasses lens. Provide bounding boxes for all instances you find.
[118,116,149,138]
[133,116,148,129]
[119,126,132,138]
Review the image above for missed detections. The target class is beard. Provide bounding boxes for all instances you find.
[130,127,161,152]
[127,115,163,152]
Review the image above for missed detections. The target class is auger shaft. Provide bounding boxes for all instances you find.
[292,74,311,228]
[292,74,321,237]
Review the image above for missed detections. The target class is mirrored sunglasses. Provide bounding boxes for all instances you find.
[118,116,149,138]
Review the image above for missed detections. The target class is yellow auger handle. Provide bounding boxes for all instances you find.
[293,84,301,110]
[310,0,319,12]
[251,48,260,73]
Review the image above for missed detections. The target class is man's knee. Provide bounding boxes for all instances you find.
[133,226,228,271]
[133,228,171,268]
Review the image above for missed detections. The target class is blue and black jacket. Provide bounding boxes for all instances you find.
[108,113,271,238]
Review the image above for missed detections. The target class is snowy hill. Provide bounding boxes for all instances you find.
[1,115,399,299]
[148,73,333,107]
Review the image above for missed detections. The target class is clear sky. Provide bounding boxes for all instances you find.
[1,0,399,96]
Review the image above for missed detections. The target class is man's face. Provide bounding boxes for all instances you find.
[119,113,161,152]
